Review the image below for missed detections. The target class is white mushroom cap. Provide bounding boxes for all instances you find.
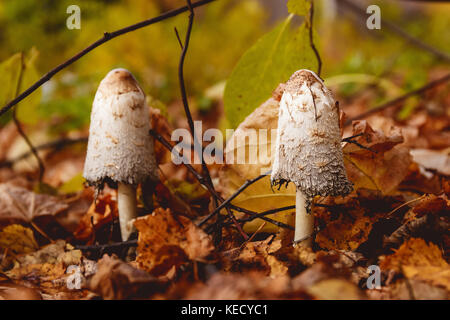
[271,69,352,203]
[83,68,158,187]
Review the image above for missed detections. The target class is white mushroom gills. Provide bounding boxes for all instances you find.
[83,68,158,241]
[271,69,352,246]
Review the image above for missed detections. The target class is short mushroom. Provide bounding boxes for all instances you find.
[83,68,158,241]
[271,69,352,246]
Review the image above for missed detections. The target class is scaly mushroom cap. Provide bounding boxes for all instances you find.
[83,68,158,187]
[271,69,352,203]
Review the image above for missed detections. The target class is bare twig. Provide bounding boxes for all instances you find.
[337,0,450,62]
[150,129,248,239]
[176,0,219,209]
[308,0,322,77]
[0,0,216,118]
[0,137,87,168]
[151,129,290,233]
[198,172,271,227]
[223,205,296,226]
[11,52,45,181]
[75,239,138,252]
[345,73,450,125]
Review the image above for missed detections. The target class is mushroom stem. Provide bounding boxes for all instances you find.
[294,190,314,247]
[117,182,137,241]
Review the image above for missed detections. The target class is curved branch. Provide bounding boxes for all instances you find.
[0,0,216,118]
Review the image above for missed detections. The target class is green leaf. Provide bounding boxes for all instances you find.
[0,49,42,126]
[59,173,85,194]
[0,53,22,108]
[16,47,42,125]
[224,16,316,128]
[287,0,310,17]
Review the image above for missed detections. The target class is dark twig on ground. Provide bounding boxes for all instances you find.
[0,0,216,118]
[345,73,450,125]
[75,239,138,252]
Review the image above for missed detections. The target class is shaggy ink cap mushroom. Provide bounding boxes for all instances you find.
[83,68,158,240]
[271,69,352,244]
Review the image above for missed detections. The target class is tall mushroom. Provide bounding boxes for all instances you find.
[271,69,352,246]
[83,68,158,241]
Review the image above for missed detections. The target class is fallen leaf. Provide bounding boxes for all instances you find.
[343,121,412,194]
[410,148,450,176]
[380,238,450,291]
[0,282,42,300]
[0,183,68,223]
[307,278,366,300]
[135,208,215,276]
[0,224,39,255]
[73,193,118,242]
[184,272,307,299]
[87,254,167,300]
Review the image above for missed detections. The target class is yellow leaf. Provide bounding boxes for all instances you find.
[0,224,38,254]
[219,97,296,233]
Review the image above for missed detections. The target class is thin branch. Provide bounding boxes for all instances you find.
[151,128,290,234]
[0,0,216,118]
[75,239,138,252]
[11,53,45,181]
[345,73,450,125]
[308,0,322,77]
[176,0,219,209]
[150,129,248,240]
[174,27,184,49]
[151,129,289,234]
[337,0,450,62]
[0,137,87,168]
[223,205,296,226]
[198,172,271,227]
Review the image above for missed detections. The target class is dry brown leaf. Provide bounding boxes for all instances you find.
[344,120,411,194]
[0,282,42,300]
[380,238,450,291]
[316,205,373,251]
[2,240,94,299]
[0,224,39,255]
[307,278,366,300]
[184,272,307,300]
[410,148,450,176]
[388,279,449,300]
[87,254,167,300]
[229,236,288,276]
[73,193,117,242]
[0,183,68,223]
[135,208,215,276]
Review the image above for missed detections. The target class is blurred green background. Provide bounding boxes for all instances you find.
[0,0,448,135]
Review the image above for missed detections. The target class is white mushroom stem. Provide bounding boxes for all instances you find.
[294,190,314,247]
[117,183,137,241]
